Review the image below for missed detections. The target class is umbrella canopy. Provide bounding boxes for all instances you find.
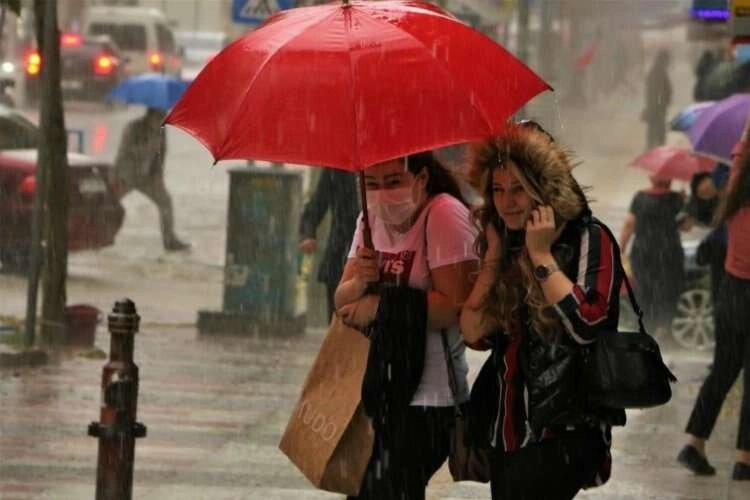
[670,101,714,132]
[109,72,190,111]
[630,146,716,182]
[688,93,750,161]
[164,0,550,171]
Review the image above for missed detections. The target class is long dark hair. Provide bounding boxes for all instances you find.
[406,150,468,207]
[716,142,750,225]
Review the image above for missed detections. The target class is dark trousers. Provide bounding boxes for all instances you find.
[686,273,750,450]
[119,175,179,248]
[348,406,453,500]
[490,429,606,500]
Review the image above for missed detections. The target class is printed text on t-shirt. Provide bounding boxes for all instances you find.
[378,250,416,286]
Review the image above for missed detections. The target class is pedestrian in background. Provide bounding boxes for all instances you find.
[461,122,624,500]
[298,168,359,318]
[679,137,750,481]
[114,107,190,251]
[693,49,719,102]
[642,49,672,150]
[619,176,685,336]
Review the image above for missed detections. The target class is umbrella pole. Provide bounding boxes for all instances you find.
[358,171,374,249]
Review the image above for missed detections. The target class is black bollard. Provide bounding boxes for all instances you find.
[88,299,146,500]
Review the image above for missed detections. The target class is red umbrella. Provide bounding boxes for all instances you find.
[165,0,550,245]
[630,146,716,182]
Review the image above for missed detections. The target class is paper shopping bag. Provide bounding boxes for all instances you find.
[279,315,373,496]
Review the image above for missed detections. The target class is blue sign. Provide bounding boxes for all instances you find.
[232,0,296,25]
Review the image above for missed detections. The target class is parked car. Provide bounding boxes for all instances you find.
[83,6,182,77]
[24,32,125,106]
[0,106,124,272]
[670,236,714,351]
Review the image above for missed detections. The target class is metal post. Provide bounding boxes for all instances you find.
[88,299,146,500]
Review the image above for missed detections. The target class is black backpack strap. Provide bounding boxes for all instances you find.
[591,217,647,335]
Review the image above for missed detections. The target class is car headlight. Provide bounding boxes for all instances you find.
[1,61,14,74]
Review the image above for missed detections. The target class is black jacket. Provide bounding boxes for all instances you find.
[299,168,359,286]
[522,217,627,435]
[114,114,166,187]
[361,286,427,432]
[472,216,626,444]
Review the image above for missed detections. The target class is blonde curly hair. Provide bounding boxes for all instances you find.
[468,123,589,343]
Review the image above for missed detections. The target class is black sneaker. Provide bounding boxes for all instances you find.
[732,462,750,481]
[677,445,716,476]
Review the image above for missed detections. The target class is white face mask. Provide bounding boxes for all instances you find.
[367,186,418,225]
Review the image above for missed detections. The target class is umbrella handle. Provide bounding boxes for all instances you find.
[359,171,374,250]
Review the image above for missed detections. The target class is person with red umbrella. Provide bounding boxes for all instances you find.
[335,151,478,500]
[619,175,686,337]
[460,122,625,499]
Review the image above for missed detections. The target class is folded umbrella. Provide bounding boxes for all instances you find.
[109,72,190,111]
[630,145,716,182]
[688,93,750,161]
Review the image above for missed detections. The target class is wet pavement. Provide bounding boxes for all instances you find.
[1,323,748,500]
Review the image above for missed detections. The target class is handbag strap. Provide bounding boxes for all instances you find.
[591,217,647,335]
[441,329,464,418]
[420,198,464,418]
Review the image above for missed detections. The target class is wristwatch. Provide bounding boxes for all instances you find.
[533,262,559,282]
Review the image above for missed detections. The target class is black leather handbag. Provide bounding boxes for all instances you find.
[581,222,677,410]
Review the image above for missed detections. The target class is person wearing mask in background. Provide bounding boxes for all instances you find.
[619,176,685,337]
[334,151,478,500]
[678,136,750,481]
[298,169,360,318]
[679,168,724,229]
[115,107,190,252]
[688,163,732,324]
[460,122,624,500]
[642,49,672,150]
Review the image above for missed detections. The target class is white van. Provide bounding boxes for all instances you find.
[82,6,182,77]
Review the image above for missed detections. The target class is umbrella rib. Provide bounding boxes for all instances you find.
[343,12,363,169]
[218,8,342,158]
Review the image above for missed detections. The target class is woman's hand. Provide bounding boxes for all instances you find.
[526,205,557,260]
[352,246,380,289]
[338,294,380,330]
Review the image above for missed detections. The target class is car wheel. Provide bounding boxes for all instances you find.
[671,288,715,350]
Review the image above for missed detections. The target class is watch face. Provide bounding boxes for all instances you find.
[534,265,548,280]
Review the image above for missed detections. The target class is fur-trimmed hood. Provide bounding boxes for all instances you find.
[467,123,589,222]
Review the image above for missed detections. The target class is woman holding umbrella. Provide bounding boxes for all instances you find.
[619,175,685,336]
[460,122,624,499]
[335,151,478,500]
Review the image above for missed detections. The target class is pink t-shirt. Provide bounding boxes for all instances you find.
[725,141,750,279]
[348,193,477,406]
